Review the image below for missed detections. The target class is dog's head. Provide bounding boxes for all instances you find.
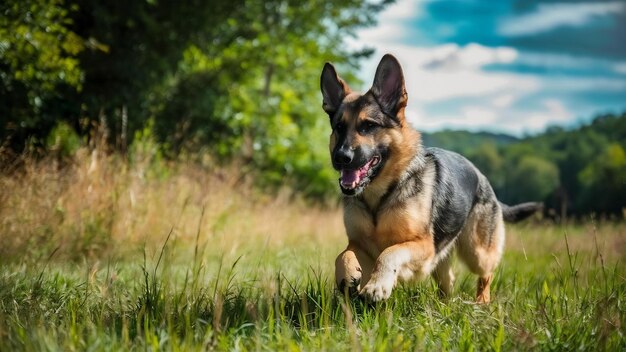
[321,54,413,196]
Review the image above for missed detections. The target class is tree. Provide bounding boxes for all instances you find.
[501,155,559,205]
[578,143,626,215]
[1,0,390,199]
[467,142,504,190]
[0,0,84,150]
[149,0,390,198]
[65,0,249,147]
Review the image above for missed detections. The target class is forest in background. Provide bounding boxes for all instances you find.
[424,113,626,219]
[1,0,625,219]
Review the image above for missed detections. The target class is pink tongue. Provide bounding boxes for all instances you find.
[340,169,361,188]
[341,164,369,188]
[340,159,376,189]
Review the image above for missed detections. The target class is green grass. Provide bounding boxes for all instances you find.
[1,222,624,351]
[1,153,624,350]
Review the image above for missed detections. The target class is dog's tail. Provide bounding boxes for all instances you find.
[500,202,543,223]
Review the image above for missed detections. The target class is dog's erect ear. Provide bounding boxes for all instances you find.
[371,54,407,119]
[321,63,350,116]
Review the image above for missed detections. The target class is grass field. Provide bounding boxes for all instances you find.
[1,150,624,350]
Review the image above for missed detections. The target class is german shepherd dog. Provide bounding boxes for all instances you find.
[320,54,541,303]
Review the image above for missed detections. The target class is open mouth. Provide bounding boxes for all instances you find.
[339,155,381,194]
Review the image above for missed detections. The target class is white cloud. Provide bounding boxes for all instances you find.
[542,76,626,91]
[461,106,498,124]
[422,43,518,70]
[492,94,516,108]
[613,62,626,74]
[348,42,542,133]
[355,42,518,73]
[352,23,407,47]
[527,99,572,125]
[501,99,574,133]
[347,0,422,50]
[407,69,539,103]
[411,111,505,133]
[517,51,618,70]
[410,105,497,131]
[378,0,422,21]
[413,99,575,136]
[346,0,623,135]
[355,43,539,103]
[404,105,425,127]
[499,2,626,37]
[349,41,625,134]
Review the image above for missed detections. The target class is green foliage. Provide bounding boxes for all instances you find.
[45,121,82,157]
[67,0,244,141]
[0,0,83,90]
[578,143,626,214]
[0,0,84,147]
[129,119,169,180]
[503,155,560,204]
[1,0,388,200]
[147,0,387,199]
[466,142,504,189]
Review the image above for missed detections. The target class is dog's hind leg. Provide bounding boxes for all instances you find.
[457,202,505,303]
[476,274,493,304]
[432,255,455,297]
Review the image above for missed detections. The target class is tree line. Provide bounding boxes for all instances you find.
[424,113,626,220]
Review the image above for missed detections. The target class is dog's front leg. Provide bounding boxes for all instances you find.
[360,240,435,302]
[335,242,374,295]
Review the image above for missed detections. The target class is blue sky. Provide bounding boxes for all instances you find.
[349,0,626,136]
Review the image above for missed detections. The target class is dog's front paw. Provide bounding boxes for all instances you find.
[335,252,363,296]
[360,276,395,302]
[338,274,361,296]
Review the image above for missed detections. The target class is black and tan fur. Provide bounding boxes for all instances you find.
[321,54,541,303]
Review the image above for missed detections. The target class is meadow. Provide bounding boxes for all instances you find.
[0,148,624,351]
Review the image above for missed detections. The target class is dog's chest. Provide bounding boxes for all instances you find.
[343,197,431,255]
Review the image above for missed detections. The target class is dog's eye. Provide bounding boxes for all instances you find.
[358,121,378,134]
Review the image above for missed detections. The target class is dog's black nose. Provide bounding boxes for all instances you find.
[334,146,354,165]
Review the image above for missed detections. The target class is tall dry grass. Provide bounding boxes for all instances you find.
[0,145,344,263]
